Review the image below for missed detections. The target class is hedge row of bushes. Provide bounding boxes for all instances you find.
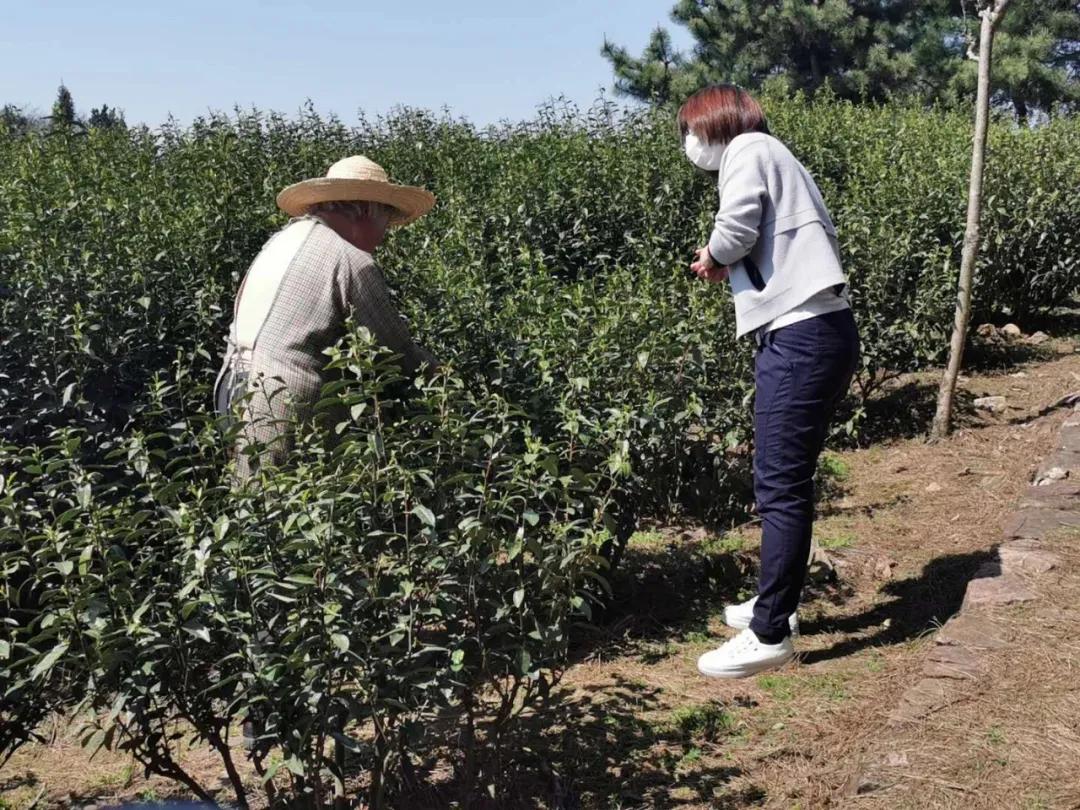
[2,95,1079,805]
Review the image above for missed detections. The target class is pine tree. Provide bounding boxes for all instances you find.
[987,0,1080,121]
[0,104,29,134]
[603,0,1080,116]
[602,28,688,104]
[88,104,125,130]
[51,83,77,129]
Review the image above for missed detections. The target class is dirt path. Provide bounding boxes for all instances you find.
[4,336,1080,809]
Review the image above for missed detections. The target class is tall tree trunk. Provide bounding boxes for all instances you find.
[930,0,1014,440]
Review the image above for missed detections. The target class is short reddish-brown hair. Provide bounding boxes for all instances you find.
[677,84,770,145]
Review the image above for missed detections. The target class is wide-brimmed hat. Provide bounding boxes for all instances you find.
[276,156,435,226]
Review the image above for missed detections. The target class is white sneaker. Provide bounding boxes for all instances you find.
[723,595,800,638]
[697,628,795,679]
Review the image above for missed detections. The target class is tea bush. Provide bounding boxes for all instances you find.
[1,330,626,806]
[2,94,1079,804]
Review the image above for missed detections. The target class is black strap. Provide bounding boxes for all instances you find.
[744,256,766,292]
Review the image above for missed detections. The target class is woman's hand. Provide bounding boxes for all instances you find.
[690,247,729,283]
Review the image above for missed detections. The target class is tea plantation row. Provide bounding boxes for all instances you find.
[1,96,1078,805]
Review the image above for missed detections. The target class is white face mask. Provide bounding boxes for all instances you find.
[683,131,726,171]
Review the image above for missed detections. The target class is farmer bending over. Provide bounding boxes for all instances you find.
[214,156,437,477]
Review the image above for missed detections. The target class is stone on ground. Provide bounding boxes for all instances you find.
[974,395,1008,413]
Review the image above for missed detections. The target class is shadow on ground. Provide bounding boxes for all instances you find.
[833,306,1080,449]
[965,305,1080,373]
[395,678,763,809]
[472,547,991,806]
[479,679,762,810]
[836,380,980,447]
[575,538,757,664]
[0,774,39,794]
[1002,307,1080,342]
[798,548,996,665]
[964,337,1057,373]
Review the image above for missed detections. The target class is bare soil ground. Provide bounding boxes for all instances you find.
[4,330,1080,810]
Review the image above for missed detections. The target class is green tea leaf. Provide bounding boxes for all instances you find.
[412,504,436,528]
[213,515,230,542]
[31,642,69,680]
[182,621,211,643]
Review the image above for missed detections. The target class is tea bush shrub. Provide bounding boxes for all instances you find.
[2,94,1079,804]
[1,330,627,805]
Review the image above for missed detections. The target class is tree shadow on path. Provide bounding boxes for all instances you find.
[798,548,996,665]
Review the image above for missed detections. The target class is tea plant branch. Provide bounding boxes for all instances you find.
[369,710,391,810]
[202,723,250,810]
[115,714,216,805]
[225,510,280,808]
[854,368,901,405]
[182,513,251,809]
[931,0,1015,440]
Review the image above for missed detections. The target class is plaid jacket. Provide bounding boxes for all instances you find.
[220,217,434,477]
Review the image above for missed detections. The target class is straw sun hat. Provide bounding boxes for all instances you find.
[276,156,435,226]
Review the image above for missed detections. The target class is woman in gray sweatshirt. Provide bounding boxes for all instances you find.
[681,85,860,679]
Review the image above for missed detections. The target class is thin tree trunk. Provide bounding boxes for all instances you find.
[930,0,1013,440]
[370,723,390,810]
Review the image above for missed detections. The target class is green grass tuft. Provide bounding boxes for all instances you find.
[818,453,851,481]
[664,702,737,742]
[628,529,665,548]
[756,674,795,701]
[702,534,748,555]
[818,533,855,551]
[806,673,848,700]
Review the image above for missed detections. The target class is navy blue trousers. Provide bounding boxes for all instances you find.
[749,308,860,643]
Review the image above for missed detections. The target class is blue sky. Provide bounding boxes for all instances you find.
[1,1,694,127]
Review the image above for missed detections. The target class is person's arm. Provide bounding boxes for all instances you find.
[336,252,437,376]
[706,143,767,267]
